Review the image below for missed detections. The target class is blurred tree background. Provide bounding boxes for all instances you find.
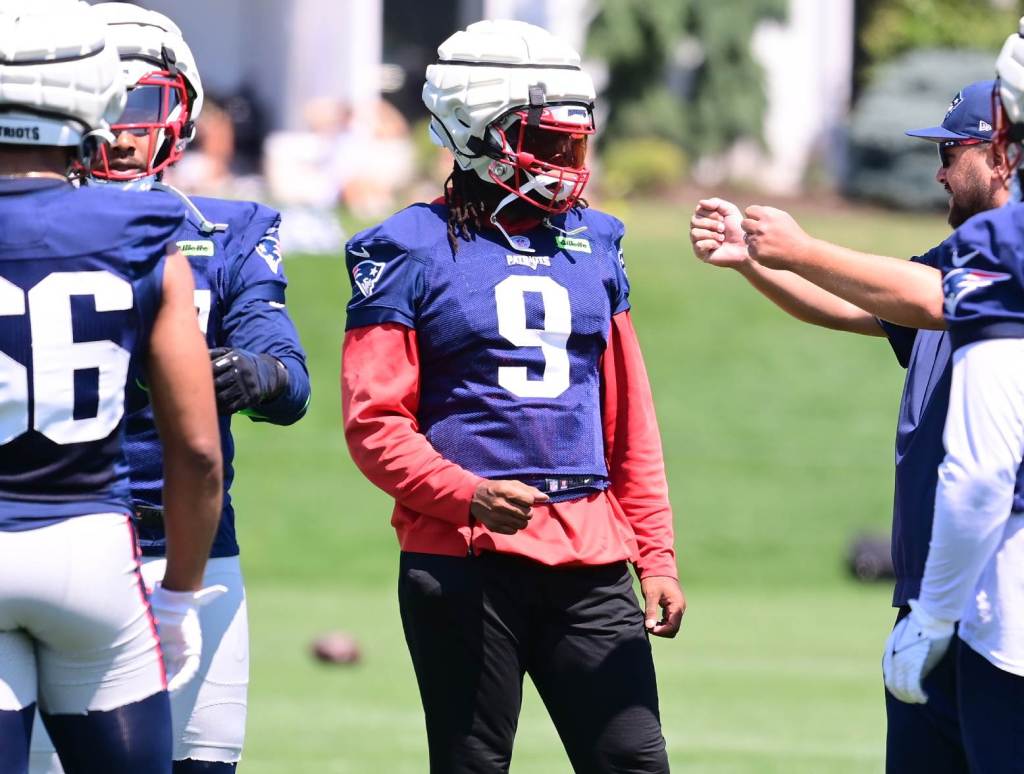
[586,0,786,195]
[847,0,1023,208]
[857,0,1022,68]
[585,0,1024,204]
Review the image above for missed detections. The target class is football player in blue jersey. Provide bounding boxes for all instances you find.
[28,6,310,774]
[0,3,223,773]
[882,26,1024,772]
[691,81,1014,772]
[343,20,683,774]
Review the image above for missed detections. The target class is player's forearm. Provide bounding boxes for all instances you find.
[249,352,310,424]
[737,260,885,336]
[919,339,1024,619]
[148,253,222,591]
[224,298,310,424]
[342,325,483,524]
[785,238,945,330]
[160,445,223,591]
[602,312,678,579]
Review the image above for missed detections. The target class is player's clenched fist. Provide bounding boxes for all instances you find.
[471,479,550,534]
[740,205,814,270]
[690,197,749,269]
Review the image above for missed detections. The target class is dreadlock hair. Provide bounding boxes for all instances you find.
[442,163,589,256]
[443,166,489,256]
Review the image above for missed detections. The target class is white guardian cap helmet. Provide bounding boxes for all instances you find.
[0,1,125,154]
[91,3,203,179]
[423,20,596,216]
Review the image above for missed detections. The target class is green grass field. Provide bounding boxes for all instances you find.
[228,198,950,772]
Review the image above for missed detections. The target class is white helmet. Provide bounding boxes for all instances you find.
[422,20,596,215]
[90,3,203,179]
[0,0,125,150]
[998,18,1024,134]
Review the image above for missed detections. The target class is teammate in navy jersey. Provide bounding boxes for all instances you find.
[0,4,223,773]
[343,20,682,773]
[28,6,309,774]
[691,79,1013,773]
[881,30,1024,771]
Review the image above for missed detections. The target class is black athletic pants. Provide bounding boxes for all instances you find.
[398,551,670,774]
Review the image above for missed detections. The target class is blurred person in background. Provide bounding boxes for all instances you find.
[881,27,1024,771]
[29,5,310,774]
[343,19,683,774]
[167,87,267,201]
[164,95,237,197]
[0,2,222,772]
[690,79,1012,773]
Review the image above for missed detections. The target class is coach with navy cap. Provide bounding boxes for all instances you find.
[690,77,1013,773]
[906,79,996,145]
[905,80,1010,226]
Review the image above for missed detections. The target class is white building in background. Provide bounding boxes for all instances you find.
[98,0,854,194]
[749,0,855,193]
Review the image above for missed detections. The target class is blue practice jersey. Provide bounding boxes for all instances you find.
[125,194,310,557]
[878,241,953,606]
[939,203,1024,513]
[0,179,185,531]
[344,204,629,498]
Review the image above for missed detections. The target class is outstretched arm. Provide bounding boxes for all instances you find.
[691,198,885,336]
[146,252,222,592]
[740,204,944,330]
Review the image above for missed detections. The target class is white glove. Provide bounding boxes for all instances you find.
[882,599,955,704]
[149,584,227,692]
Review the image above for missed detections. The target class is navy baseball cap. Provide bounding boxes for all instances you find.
[905,79,997,143]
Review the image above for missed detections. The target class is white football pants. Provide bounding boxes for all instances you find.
[0,513,166,716]
[30,555,249,769]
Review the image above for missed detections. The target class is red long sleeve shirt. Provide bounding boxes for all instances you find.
[341,311,677,579]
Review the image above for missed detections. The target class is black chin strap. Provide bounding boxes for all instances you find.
[527,84,545,127]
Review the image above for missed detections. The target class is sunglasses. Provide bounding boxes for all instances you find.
[938,138,987,168]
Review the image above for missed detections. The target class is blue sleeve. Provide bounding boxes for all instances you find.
[941,210,1024,351]
[344,237,425,330]
[222,218,310,425]
[610,220,630,316]
[876,245,943,367]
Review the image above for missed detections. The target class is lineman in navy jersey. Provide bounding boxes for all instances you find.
[344,21,682,773]
[882,33,1024,768]
[29,6,309,774]
[0,4,223,774]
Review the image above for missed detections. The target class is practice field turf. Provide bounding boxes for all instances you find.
[228,199,949,771]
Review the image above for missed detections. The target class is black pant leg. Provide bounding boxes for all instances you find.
[0,705,33,774]
[957,638,1024,774]
[527,562,669,774]
[398,552,527,774]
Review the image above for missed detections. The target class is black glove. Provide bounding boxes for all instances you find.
[209,347,288,414]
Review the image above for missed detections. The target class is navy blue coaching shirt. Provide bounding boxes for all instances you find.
[124,194,310,558]
[877,239,953,606]
[0,179,186,530]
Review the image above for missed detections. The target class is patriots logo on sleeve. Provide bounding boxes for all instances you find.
[943,267,1011,315]
[255,227,283,274]
[353,259,387,297]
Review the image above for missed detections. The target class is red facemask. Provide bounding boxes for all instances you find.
[91,70,192,181]
[487,105,595,214]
